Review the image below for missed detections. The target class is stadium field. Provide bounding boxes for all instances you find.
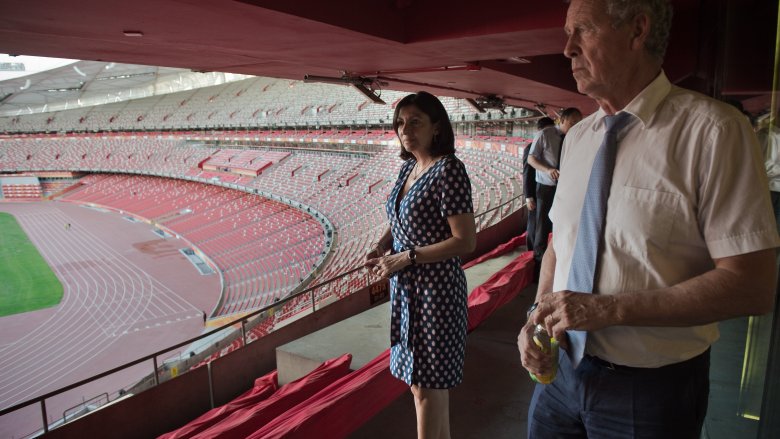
[0,212,63,317]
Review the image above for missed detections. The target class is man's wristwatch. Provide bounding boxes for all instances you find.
[408,247,417,265]
[526,302,539,321]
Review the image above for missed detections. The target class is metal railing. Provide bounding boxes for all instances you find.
[0,193,525,437]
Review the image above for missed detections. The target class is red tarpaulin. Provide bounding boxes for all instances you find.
[158,370,278,439]
[466,251,534,331]
[462,232,527,270]
[192,354,353,439]
[245,350,405,439]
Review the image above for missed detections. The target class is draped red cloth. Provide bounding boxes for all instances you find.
[461,232,527,269]
[192,354,353,439]
[246,350,405,439]
[466,250,534,331]
[157,370,278,439]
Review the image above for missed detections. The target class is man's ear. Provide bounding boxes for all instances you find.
[630,13,651,52]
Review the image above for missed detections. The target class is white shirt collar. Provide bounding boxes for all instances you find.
[592,70,672,131]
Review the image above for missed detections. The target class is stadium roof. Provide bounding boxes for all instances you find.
[0,59,250,116]
[0,0,774,115]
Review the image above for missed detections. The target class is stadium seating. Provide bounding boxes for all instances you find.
[0,75,538,134]
[60,173,327,317]
[1,131,525,321]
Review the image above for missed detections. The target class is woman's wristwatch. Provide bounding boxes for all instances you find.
[408,247,417,265]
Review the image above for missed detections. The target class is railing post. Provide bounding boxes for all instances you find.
[241,319,247,346]
[310,288,316,312]
[41,399,49,434]
[152,356,159,386]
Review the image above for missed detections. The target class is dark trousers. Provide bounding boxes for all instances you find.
[528,349,710,439]
[772,191,780,264]
[526,206,537,253]
[533,183,556,264]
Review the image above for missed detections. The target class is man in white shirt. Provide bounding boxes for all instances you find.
[517,0,780,437]
[522,117,555,254]
[527,108,581,271]
[758,121,780,260]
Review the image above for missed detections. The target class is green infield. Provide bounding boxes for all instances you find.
[0,212,63,317]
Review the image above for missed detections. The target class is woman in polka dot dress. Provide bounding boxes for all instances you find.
[365,91,476,439]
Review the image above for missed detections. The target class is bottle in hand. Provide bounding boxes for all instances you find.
[529,324,559,384]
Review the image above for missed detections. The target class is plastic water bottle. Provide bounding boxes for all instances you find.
[529,324,559,384]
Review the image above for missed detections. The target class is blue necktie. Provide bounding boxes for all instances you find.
[565,112,632,369]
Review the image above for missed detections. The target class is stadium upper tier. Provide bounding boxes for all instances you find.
[0,77,526,134]
[0,134,524,317]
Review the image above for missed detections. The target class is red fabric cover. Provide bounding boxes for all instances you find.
[461,232,527,269]
[158,370,279,439]
[240,250,534,439]
[191,353,353,439]
[245,350,405,439]
[466,250,534,331]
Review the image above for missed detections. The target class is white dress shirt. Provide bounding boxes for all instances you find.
[550,71,780,367]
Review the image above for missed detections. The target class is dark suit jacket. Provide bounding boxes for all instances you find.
[521,142,536,200]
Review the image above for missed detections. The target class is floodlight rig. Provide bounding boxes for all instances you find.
[465,98,486,113]
[303,74,388,104]
[469,94,506,114]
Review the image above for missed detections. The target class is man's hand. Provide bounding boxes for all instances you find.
[518,321,554,376]
[527,198,537,211]
[549,169,560,181]
[528,291,618,350]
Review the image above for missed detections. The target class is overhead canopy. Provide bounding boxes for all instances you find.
[0,0,775,116]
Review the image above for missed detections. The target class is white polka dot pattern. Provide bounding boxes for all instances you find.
[384,154,473,389]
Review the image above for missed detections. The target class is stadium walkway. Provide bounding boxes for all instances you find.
[349,248,536,438]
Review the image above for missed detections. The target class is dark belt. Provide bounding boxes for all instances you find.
[584,355,634,371]
[584,348,710,373]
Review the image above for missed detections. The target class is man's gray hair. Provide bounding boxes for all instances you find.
[564,0,674,59]
[605,0,673,60]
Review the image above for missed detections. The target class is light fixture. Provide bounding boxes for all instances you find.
[96,72,155,81]
[123,30,144,37]
[506,57,531,64]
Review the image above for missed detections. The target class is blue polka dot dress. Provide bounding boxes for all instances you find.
[385,154,473,389]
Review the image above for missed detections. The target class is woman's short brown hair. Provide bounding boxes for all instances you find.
[393,91,455,160]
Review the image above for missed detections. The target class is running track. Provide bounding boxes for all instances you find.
[0,202,220,438]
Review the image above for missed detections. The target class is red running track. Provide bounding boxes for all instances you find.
[0,201,220,438]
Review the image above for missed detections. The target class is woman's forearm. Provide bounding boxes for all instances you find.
[415,235,474,264]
